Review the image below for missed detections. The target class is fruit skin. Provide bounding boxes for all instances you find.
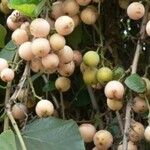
[55,77,71,92]
[93,130,113,149]
[80,62,89,73]
[55,16,75,36]
[35,99,54,118]
[146,20,150,36]
[127,2,145,20]
[104,80,125,100]
[144,126,150,142]
[31,38,51,57]
[97,67,113,83]
[117,141,137,150]
[72,15,80,27]
[76,0,91,6]
[79,123,96,143]
[118,0,129,9]
[1,68,15,82]
[73,50,82,66]
[18,42,34,61]
[11,103,28,120]
[0,58,8,73]
[83,51,100,67]
[142,77,150,96]
[107,98,123,111]
[30,18,50,38]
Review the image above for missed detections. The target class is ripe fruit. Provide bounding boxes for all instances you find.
[57,45,73,63]
[83,68,97,85]
[129,121,145,142]
[55,76,71,92]
[12,29,29,45]
[30,57,43,72]
[107,98,123,111]
[104,81,125,100]
[97,67,113,83]
[55,16,75,35]
[132,96,148,113]
[42,53,59,70]
[80,62,89,73]
[144,126,150,142]
[11,103,28,120]
[72,15,80,27]
[31,38,51,57]
[117,141,137,150]
[1,68,15,82]
[93,130,113,149]
[127,2,145,20]
[76,0,91,6]
[62,0,79,16]
[30,18,50,37]
[80,6,98,25]
[83,51,99,67]
[73,50,82,65]
[35,99,54,118]
[79,123,96,143]
[49,33,66,51]
[17,88,28,101]
[146,20,150,36]
[44,67,57,74]
[18,42,34,61]
[0,58,8,72]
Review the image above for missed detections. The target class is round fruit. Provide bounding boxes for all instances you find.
[80,6,98,25]
[35,99,54,118]
[55,16,75,35]
[17,88,28,101]
[26,99,36,108]
[31,38,51,57]
[55,76,71,92]
[92,83,103,90]
[127,2,145,20]
[49,33,66,51]
[57,45,73,63]
[1,68,14,82]
[83,68,97,85]
[117,141,137,150]
[0,58,8,72]
[62,0,79,16]
[97,67,113,83]
[11,103,28,120]
[83,51,99,67]
[76,0,91,6]
[42,53,59,70]
[72,15,80,27]
[93,130,113,149]
[18,42,34,61]
[79,123,96,143]
[73,50,82,65]
[80,62,89,73]
[107,98,123,111]
[12,29,29,45]
[104,80,125,100]
[20,22,30,34]
[118,0,129,9]
[142,77,150,96]
[144,126,150,142]
[132,96,148,113]
[146,20,150,36]
[30,57,43,72]
[30,18,50,37]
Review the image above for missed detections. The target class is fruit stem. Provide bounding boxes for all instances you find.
[116,111,124,135]
[60,92,65,119]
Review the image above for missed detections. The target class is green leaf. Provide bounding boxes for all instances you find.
[42,80,56,92]
[125,73,146,93]
[0,130,17,150]
[113,66,125,80]
[0,24,7,48]
[17,117,85,150]
[0,40,17,61]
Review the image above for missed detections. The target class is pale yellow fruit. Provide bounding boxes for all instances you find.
[72,15,81,27]
[117,141,137,150]
[73,50,82,65]
[1,68,14,82]
[80,62,89,73]
[144,126,150,142]
[146,20,150,36]
[0,58,8,73]
[76,0,91,6]
[30,57,43,72]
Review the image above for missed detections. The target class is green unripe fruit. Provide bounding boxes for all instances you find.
[97,67,113,83]
[83,51,100,67]
[83,68,97,85]
[113,66,125,80]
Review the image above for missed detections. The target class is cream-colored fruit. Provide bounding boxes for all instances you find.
[18,42,34,61]
[76,0,91,6]
[55,16,75,35]
[55,76,71,92]
[146,20,150,36]
[104,81,125,100]
[44,67,57,74]
[30,57,43,72]
[42,53,59,70]
[31,38,50,57]
[12,29,29,45]
[12,103,28,120]
[0,58,8,72]
[142,77,150,96]
[72,15,81,27]
[127,2,145,20]
[1,68,14,82]
[35,99,54,118]
[62,0,80,16]
[117,141,137,150]
[144,126,150,142]
[73,50,82,65]
[49,33,66,51]
[107,98,123,111]
[93,130,113,149]
[30,18,50,37]
[79,123,96,143]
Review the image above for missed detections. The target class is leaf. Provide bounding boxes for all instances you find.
[0,40,17,61]
[0,130,17,150]
[17,117,85,150]
[42,80,56,92]
[113,66,125,80]
[125,73,146,93]
[0,24,7,48]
